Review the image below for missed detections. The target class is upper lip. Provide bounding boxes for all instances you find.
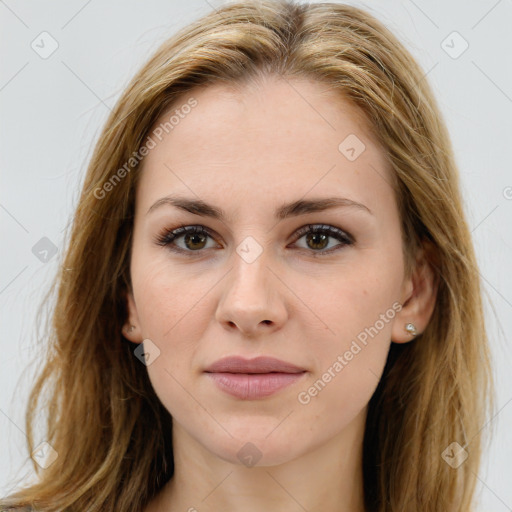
[204,356,306,374]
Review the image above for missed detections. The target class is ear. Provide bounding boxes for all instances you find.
[122,288,144,344]
[391,241,439,343]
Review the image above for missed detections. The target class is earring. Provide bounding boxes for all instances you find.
[125,325,136,334]
[404,322,418,336]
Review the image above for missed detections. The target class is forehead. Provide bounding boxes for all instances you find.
[136,76,396,219]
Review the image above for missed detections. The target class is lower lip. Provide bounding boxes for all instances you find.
[205,372,306,399]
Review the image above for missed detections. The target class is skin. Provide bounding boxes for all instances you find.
[123,74,438,512]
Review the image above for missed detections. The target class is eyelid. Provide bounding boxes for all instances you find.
[153,224,219,250]
[291,223,353,244]
[288,224,354,256]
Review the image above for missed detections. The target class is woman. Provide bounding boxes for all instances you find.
[1,1,495,511]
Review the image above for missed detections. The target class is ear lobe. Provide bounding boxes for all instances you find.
[391,242,439,344]
[123,289,143,343]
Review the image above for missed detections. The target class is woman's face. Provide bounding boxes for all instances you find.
[126,75,416,466]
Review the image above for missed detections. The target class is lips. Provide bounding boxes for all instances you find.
[204,356,307,400]
[204,356,306,374]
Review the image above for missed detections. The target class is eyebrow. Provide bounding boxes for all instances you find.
[146,195,372,219]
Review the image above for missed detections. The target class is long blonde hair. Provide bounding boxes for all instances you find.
[1,1,495,510]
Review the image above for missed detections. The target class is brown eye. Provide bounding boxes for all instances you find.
[305,232,329,251]
[154,225,218,253]
[292,224,354,256]
[183,232,208,250]
[154,223,353,257]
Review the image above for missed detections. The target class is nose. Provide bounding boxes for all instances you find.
[215,247,288,338]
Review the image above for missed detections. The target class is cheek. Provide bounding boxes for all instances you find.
[129,262,196,389]
[307,257,401,339]
[132,253,211,339]
[297,251,403,385]
[293,272,399,432]
[131,259,212,417]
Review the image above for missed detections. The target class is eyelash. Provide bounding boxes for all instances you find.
[153,224,354,257]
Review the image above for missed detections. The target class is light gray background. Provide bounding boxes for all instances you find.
[1,0,511,509]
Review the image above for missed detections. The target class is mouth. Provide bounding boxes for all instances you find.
[204,355,306,374]
[204,356,307,400]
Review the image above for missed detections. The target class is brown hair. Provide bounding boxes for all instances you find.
[1,1,495,510]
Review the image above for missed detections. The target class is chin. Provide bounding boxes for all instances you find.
[201,425,306,468]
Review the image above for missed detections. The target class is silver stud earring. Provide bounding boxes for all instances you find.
[404,322,418,336]
[125,325,136,334]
